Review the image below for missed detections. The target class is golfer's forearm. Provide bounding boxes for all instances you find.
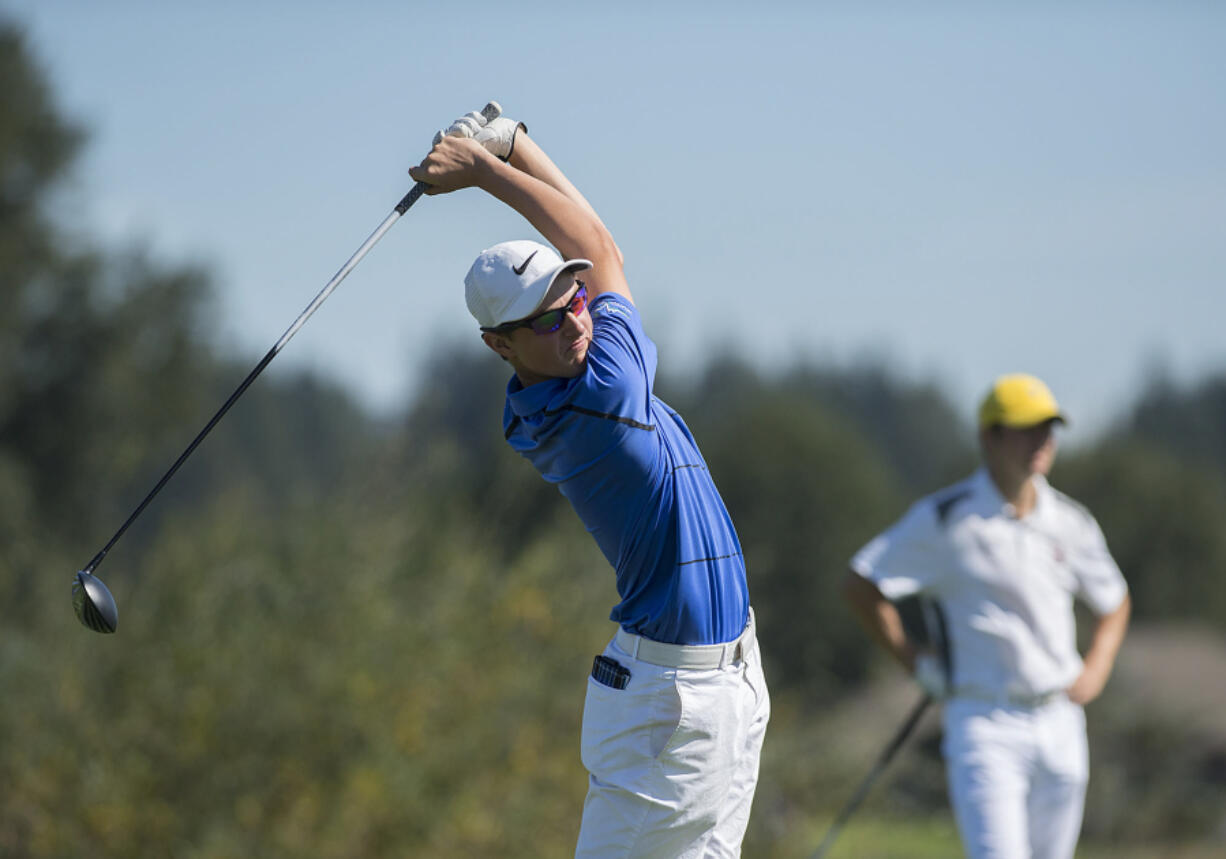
[509,134,626,269]
[477,159,628,297]
[510,135,600,223]
[476,158,598,253]
[842,572,915,672]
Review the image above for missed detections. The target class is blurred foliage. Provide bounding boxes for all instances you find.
[1127,373,1226,489]
[1059,442,1226,627]
[2,17,1226,857]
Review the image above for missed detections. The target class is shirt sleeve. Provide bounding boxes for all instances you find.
[850,498,947,601]
[571,294,657,424]
[1070,513,1129,615]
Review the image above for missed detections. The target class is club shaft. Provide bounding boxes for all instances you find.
[811,694,931,859]
[83,182,427,574]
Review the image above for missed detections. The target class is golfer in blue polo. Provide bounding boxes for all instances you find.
[410,106,770,858]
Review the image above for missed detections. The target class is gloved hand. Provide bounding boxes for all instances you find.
[431,102,525,161]
[474,116,526,161]
[913,652,950,700]
[432,105,495,145]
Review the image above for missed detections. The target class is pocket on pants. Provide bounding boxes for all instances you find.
[1041,700,1088,782]
[743,646,771,722]
[581,661,683,781]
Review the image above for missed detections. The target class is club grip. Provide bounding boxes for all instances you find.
[395,182,428,215]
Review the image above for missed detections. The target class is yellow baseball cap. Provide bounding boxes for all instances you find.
[978,373,1068,429]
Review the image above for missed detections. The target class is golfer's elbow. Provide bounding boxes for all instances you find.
[583,224,623,272]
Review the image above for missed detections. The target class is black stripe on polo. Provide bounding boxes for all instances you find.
[550,404,656,431]
[678,551,743,567]
[506,404,657,439]
[935,489,973,526]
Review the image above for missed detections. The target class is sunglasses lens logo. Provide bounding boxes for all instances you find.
[529,309,566,334]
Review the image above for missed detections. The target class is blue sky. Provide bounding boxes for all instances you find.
[6,2,1225,437]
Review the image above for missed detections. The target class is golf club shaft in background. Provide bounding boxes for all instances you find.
[810,597,952,855]
[80,181,427,577]
[810,693,932,859]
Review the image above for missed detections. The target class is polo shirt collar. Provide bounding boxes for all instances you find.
[972,467,1052,519]
[506,373,569,418]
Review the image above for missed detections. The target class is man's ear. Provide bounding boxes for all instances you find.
[481,331,514,362]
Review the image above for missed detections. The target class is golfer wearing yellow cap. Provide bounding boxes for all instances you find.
[843,374,1131,858]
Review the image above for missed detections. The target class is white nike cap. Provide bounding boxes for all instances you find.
[465,239,592,330]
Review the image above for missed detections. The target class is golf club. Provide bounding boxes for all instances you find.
[70,101,503,633]
[811,599,951,857]
[810,693,932,859]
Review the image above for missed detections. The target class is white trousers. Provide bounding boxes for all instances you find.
[942,696,1089,859]
[574,627,770,858]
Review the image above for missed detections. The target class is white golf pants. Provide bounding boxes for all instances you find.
[574,620,770,858]
[943,696,1089,859]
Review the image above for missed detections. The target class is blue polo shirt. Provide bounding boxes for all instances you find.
[501,293,749,645]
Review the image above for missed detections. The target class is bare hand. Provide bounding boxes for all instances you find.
[1066,663,1108,705]
[408,136,498,195]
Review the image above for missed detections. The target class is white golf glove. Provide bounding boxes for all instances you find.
[913,652,950,700]
[433,108,490,144]
[431,102,525,161]
[474,116,525,160]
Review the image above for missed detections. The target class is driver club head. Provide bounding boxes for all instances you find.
[72,570,118,634]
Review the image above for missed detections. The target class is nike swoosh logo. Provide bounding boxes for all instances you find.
[512,250,538,276]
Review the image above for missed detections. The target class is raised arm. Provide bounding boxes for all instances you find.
[507,134,624,268]
[409,117,631,304]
